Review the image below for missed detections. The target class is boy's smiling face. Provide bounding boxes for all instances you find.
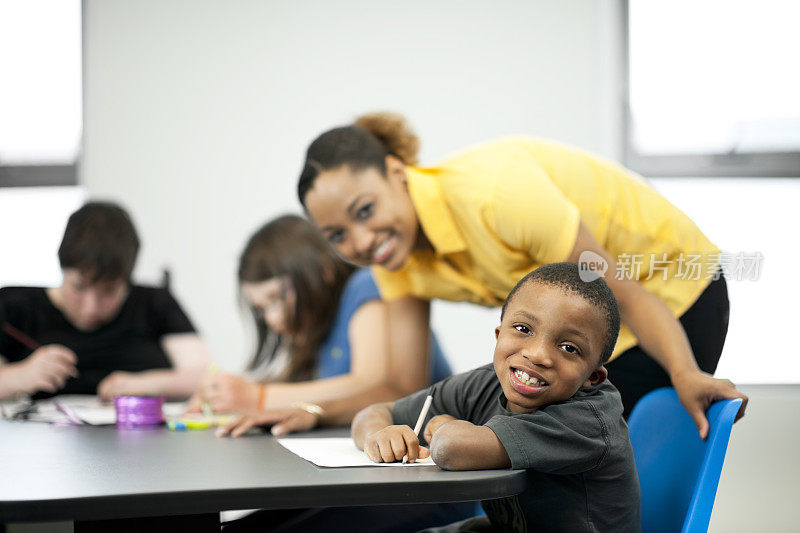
[494,281,609,414]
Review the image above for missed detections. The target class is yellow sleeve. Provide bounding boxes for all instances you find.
[370,265,412,301]
[486,157,581,265]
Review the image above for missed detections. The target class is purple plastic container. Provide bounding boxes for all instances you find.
[114,396,165,428]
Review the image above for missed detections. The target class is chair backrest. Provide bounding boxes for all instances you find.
[628,387,742,533]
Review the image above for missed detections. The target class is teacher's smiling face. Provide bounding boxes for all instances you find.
[304,156,421,271]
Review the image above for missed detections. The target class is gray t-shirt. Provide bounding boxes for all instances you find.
[393,364,641,533]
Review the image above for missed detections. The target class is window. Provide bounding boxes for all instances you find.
[0,0,82,186]
[624,0,800,176]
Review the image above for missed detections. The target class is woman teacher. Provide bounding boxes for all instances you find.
[297,112,747,438]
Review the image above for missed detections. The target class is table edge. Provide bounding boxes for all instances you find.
[0,470,527,523]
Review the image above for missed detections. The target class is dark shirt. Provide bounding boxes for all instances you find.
[393,364,641,533]
[0,285,196,397]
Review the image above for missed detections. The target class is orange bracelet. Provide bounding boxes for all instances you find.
[257,384,267,410]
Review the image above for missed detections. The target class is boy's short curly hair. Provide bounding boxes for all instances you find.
[501,262,621,364]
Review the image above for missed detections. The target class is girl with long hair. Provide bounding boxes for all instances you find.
[192,214,452,436]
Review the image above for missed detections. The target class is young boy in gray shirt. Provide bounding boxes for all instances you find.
[352,262,641,532]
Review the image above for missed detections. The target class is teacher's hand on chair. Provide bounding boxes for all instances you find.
[672,369,749,440]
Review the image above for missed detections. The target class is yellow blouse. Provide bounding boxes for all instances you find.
[372,137,720,361]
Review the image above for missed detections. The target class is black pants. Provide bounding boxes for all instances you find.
[605,274,730,419]
[221,501,476,533]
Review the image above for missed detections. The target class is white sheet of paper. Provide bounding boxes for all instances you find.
[277,437,435,468]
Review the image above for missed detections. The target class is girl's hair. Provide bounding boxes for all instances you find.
[297,112,420,205]
[238,214,355,381]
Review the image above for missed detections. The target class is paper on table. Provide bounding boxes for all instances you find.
[55,401,117,425]
[17,395,116,425]
[1,395,187,425]
[277,437,435,468]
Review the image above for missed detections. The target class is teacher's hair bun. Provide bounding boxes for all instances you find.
[355,111,420,166]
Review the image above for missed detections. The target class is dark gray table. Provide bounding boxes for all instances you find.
[0,421,525,531]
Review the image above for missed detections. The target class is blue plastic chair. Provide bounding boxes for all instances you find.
[628,387,742,533]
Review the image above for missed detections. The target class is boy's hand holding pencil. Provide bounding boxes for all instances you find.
[12,344,78,395]
[363,425,430,464]
[1,323,77,396]
[362,393,434,464]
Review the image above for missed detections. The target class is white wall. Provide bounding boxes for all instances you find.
[82,0,623,373]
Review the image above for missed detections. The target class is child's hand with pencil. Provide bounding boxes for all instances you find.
[356,394,434,464]
[363,425,431,464]
[12,344,78,395]
[0,323,77,396]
